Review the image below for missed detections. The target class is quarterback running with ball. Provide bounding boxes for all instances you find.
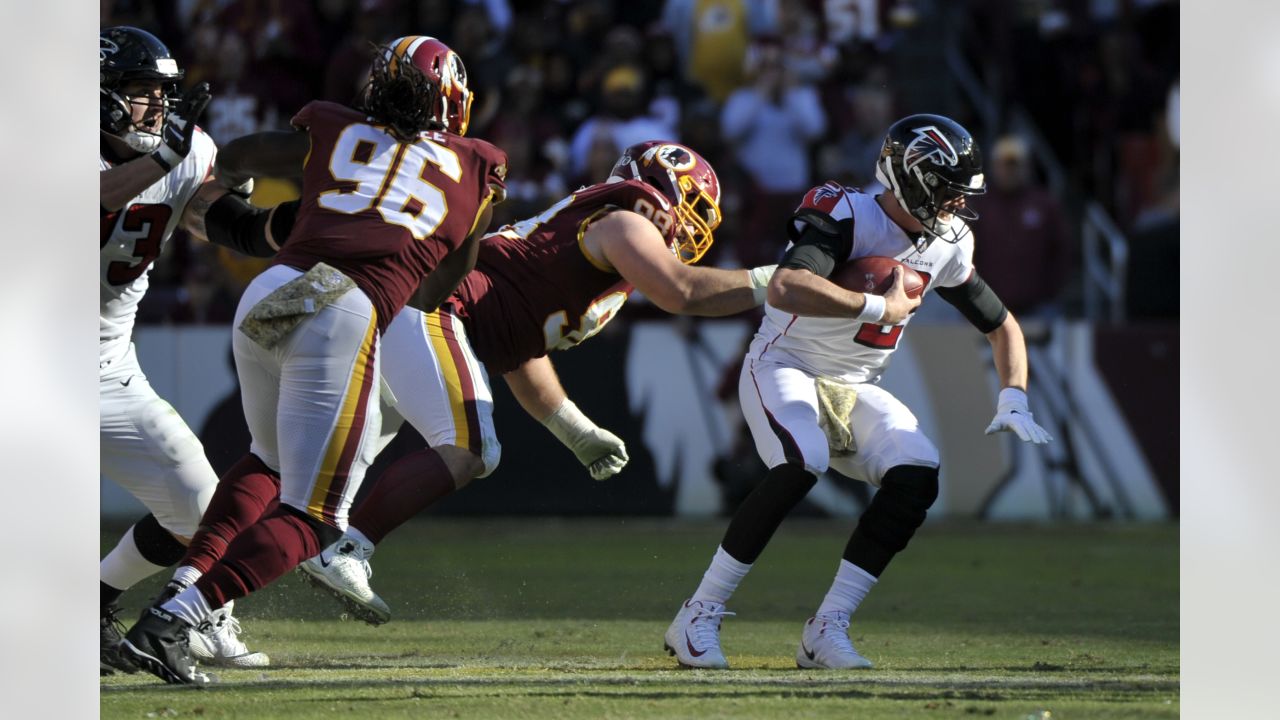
[665,114,1052,670]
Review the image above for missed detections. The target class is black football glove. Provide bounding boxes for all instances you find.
[151,82,212,172]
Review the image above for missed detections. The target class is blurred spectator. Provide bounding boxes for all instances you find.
[660,0,778,104]
[721,41,826,266]
[971,135,1072,318]
[113,0,1174,325]
[569,64,678,183]
[818,63,895,188]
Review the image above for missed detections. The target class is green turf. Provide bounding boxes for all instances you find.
[101,518,1178,719]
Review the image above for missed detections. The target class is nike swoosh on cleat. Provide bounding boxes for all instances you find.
[121,376,133,387]
[318,554,332,568]
[802,643,816,662]
[685,633,707,658]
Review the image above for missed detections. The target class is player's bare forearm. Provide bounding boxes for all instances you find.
[767,267,871,318]
[100,157,168,212]
[179,178,229,242]
[674,267,760,316]
[986,313,1029,391]
[596,211,755,316]
[502,356,569,422]
[216,130,309,187]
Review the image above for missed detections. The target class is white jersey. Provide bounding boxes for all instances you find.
[752,183,975,383]
[99,130,216,366]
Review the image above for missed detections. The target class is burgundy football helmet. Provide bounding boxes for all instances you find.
[610,141,721,264]
[383,35,473,135]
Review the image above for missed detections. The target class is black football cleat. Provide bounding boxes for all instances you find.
[100,603,139,676]
[119,606,211,685]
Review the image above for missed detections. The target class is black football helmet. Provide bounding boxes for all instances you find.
[874,113,985,245]
[100,26,184,153]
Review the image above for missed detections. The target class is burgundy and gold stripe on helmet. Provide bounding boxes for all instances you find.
[609,141,722,265]
[384,35,474,136]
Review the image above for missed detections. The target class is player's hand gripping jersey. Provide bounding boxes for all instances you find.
[755,182,976,383]
[99,130,216,365]
[273,101,507,334]
[446,178,679,374]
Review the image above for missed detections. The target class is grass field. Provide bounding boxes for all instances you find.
[100,518,1178,719]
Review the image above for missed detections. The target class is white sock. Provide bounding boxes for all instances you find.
[817,560,878,617]
[691,546,752,605]
[101,525,168,592]
[170,565,202,588]
[161,585,216,627]
[345,526,375,549]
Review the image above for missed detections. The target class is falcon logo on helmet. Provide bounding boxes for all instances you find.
[903,126,959,175]
[100,37,119,63]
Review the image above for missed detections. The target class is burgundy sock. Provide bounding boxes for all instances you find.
[349,448,456,544]
[180,454,280,574]
[194,507,322,607]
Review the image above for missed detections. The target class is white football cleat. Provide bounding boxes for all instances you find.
[298,534,391,625]
[796,611,873,669]
[189,600,270,668]
[664,599,734,669]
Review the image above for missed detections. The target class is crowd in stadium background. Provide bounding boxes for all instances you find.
[100,0,1178,328]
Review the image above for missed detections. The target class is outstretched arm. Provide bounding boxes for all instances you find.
[982,313,1052,444]
[592,210,773,316]
[216,130,310,187]
[987,312,1028,392]
[503,355,629,480]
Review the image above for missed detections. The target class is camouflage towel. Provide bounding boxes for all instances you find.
[815,376,858,455]
[238,263,357,349]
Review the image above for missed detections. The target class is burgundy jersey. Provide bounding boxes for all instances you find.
[274,101,507,333]
[448,178,677,374]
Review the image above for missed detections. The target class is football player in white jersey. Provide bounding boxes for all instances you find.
[665,114,1052,670]
[99,26,282,675]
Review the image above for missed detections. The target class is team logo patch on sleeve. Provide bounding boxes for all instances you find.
[798,182,844,214]
[903,126,959,174]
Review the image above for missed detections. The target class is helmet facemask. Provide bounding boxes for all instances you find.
[671,173,721,264]
[102,80,176,153]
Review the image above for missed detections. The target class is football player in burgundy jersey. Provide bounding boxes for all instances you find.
[120,36,507,685]
[666,115,1052,671]
[261,142,777,624]
[99,25,284,675]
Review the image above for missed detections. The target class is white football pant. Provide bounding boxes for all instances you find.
[375,306,500,476]
[739,355,939,486]
[233,265,383,529]
[100,343,217,537]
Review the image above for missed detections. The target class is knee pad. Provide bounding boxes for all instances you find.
[132,513,188,567]
[846,465,939,574]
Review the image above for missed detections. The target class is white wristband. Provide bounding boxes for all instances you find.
[747,264,777,306]
[541,399,595,451]
[856,294,886,323]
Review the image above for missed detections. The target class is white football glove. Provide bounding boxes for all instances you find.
[984,387,1052,444]
[541,399,630,480]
